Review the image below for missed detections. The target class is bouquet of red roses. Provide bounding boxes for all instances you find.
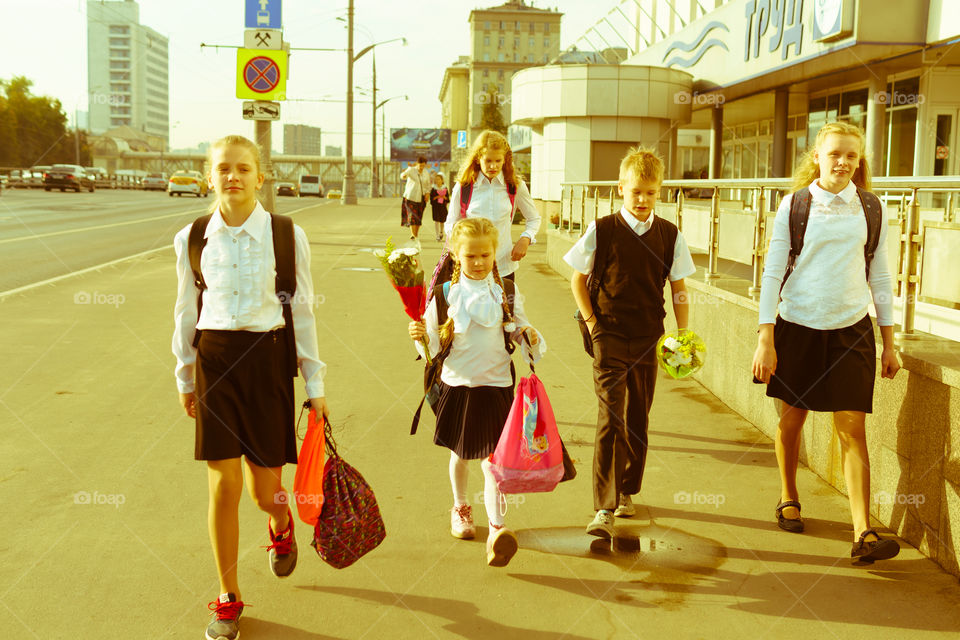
[373,238,430,363]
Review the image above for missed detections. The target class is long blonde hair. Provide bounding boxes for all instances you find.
[457,130,519,189]
[438,218,514,350]
[207,134,263,213]
[791,122,871,193]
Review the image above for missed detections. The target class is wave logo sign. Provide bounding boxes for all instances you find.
[662,21,730,68]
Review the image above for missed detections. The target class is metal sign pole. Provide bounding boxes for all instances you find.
[256,119,276,213]
[341,0,357,204]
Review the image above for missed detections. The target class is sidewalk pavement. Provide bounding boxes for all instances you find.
[2,198,959,639]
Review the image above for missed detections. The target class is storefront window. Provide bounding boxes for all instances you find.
[887,108,917,176]
[840,88,868,130]
[934,115,952,176]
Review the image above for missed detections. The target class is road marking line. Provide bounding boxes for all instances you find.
[0,203,322,299]
[0,208,208,245]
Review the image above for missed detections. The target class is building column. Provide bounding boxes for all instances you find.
[669,124,680,179]
[772,87,789,177]
[709,105,723,178]
[867,68,888,176]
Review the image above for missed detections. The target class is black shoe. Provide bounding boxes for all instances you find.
[851,529,900,564]
[775,500,804,533]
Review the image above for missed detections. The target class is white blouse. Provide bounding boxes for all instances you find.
[758,180,894,330]
[400,166,431,201]
[415,273,546,388]
[172,203,326,397]
[445,172,541,277]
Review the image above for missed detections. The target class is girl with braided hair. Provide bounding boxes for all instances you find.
[409,217,546,567]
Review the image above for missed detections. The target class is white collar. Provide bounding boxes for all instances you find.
[447,273,504,333]
[206,202,270,243]
[478,171,505,187]
[618,206,656,232]
[810,179,858,205]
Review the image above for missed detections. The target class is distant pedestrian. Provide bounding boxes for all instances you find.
[445,130,541,282]
[408,217,545,567]
[400,155,431,246]
[752,121,901,563]
[430,172,449,241]
[172,134,330,640]
[565,146,695,540]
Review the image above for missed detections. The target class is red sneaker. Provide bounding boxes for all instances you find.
[206,593,245,640]
[265,507,298,577]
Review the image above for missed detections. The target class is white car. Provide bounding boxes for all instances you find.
[168,171,209,197]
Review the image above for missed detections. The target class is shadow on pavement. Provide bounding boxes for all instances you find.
[240,618,344,639]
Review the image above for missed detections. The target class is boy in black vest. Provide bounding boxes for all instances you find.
[565,147,696,539]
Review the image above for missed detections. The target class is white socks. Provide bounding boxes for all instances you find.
[449,452,469,506]
[481,458,505,528]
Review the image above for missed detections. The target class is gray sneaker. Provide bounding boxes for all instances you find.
[586,510,614,539]
[267,509,298,578]
[206,593,243,640]
[614,493,636,518]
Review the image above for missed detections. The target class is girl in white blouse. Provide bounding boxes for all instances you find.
[445,130,541,280]
[409,217,545,567]
[751,122,901,564]
[172,135,328,640]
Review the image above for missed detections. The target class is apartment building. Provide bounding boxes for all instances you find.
[87,0,169,144]
[284,124,323,156]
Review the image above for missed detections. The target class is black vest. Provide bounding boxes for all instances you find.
[594,213,678,338]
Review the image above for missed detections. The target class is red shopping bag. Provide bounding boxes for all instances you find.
[489,373,564,494]
[293,402,325,525]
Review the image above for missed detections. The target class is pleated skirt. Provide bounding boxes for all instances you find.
[433,382,513,459]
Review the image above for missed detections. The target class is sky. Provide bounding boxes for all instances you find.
[0,0,605,155]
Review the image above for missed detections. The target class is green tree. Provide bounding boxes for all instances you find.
[0,76,74,167]
[480,89,508,135]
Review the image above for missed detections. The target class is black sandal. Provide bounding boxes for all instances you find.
[775,500,804,533]
[851,529,900,563]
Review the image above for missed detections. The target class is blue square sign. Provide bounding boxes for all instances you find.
[246,0,281,29]
[457,130,467,149]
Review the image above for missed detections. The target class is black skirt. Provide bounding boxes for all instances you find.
[401,198,425,227]
[766,314,877,413]
[195,329,298,467]
[433,382,513,459]
[431,201,448,223]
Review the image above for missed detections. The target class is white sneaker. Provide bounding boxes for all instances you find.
[614,493,636,518]
[450,504,475,539]
[486,526,518,567]
[586,510,614,539]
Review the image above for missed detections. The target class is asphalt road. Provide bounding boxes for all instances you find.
[0,188,329,292]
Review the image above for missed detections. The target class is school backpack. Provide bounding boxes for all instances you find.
[425,180,518,306]
[781,186,883,289]
[187,213,299,377]
[410,278,516,435]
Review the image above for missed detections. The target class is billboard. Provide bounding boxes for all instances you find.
[390,128,451,162]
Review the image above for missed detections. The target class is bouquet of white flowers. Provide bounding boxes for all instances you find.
[656,330,706,379]
[373,237,430,363]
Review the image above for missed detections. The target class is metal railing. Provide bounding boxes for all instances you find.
[558,177,960,339]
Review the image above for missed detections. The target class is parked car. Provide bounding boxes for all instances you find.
[276,181,298,197]
[7,169,30,188]
[168,171,209,197]
[29,166,51,188]
[298,175,323,197]
[142,173,167,191]
[326,189,342,199]
[44,164,95,192]
[84,167,116,189]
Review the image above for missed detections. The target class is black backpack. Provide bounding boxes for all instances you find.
[782,185,883,289]
[187,213,298,378]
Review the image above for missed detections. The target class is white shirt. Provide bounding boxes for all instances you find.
[445,172,541,277]
[415,274,546,387]
[401,167,431,201]
[172,203,327,397]
[758,180,894,329]
[563,207,697,281]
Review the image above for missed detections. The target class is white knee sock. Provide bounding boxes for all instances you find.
[449,452,469,506]
[481,458,505,528]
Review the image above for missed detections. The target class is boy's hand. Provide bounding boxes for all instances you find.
[409,320,426,340]
[511,237,531,261]
[179,392,196,418]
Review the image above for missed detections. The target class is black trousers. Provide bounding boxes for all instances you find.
[591,332,659,511]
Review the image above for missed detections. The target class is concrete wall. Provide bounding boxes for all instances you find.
[547,227,960,578]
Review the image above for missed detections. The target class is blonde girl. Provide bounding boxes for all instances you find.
[409,217,545,567]
[172,135,329,640]
[445,130,541,280]
[751,122,901,563]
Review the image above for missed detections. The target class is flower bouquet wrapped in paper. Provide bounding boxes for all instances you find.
[373,238,430,363]
[656,330,706,379]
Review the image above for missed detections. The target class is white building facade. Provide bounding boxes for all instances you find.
[87,0,169,145]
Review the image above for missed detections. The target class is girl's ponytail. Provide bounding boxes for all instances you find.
[438,261,461,350]
[491,263,514,326]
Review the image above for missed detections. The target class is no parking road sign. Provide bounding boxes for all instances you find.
[236,48,287,101]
